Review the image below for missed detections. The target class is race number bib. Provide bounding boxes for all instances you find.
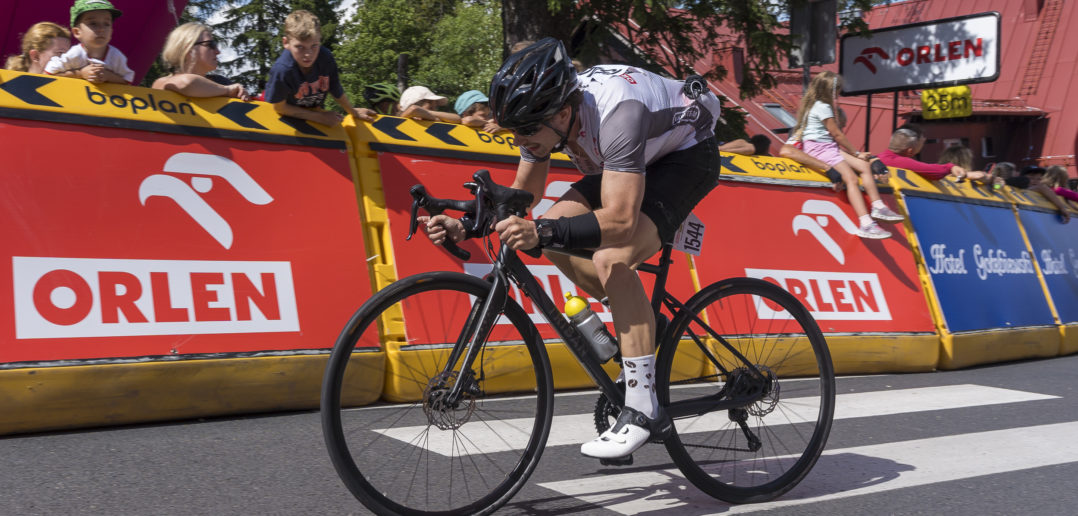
[672,212,705,255]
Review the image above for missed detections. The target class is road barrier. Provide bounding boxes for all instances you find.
[1,70,1075,432]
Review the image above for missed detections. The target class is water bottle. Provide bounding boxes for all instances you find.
[563,292,619,363]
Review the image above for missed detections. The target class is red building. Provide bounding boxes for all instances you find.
[622,0,1075,178]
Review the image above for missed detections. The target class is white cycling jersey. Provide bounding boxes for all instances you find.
[521,64,721,175]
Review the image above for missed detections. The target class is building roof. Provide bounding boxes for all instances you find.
[614,0,1077,172]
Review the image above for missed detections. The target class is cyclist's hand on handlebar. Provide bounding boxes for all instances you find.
[494,215,539,251]
[419,214,466,245]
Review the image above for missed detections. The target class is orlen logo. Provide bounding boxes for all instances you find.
[463,263,610,325]
[782,199,892,320]
[747,268,892,321]
[792,200,860,264]
[13,257,299,339]
[853,38,984,74]
[139,153,273,249]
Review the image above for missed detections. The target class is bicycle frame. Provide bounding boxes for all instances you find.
[437,239,770,418]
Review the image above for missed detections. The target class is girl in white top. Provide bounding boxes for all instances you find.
[791,71,904,239]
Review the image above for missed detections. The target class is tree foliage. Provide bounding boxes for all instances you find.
[334,0,502,111]
[501,0,877,98]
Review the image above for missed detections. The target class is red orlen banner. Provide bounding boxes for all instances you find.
[378,152,699,344]
[693,181,935,334]
[1,118,372,363]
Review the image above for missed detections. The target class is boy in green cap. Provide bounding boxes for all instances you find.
[45,0,133,84]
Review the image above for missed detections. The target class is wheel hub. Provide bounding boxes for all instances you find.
[422,371,477,430]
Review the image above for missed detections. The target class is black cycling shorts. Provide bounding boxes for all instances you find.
[568,136,720,244]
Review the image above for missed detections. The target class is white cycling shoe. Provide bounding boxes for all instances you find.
[580,406,672,460]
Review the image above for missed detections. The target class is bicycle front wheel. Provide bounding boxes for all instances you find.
[321,271,554,516]
[657,277,835,504]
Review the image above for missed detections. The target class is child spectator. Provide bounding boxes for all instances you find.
[1021,166,1072,223]
[45,0,132,84]
[4,22,71,74]
[363,82,400,115]
[265,10,376,126]
[1045,165,1078,203]
[455,89,501,133]
[399,85,462,123]
[152,22,249,100]
[791,71,902,238]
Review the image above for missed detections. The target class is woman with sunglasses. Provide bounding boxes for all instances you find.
[421,38,723,461]
[152,22,249,101]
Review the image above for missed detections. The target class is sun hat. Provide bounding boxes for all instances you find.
[70,0,123,27]
[454,90,489,115]
[399,86,446,111]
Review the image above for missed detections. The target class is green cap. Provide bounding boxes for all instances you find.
[71,0,123,27]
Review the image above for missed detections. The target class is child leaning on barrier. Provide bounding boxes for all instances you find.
[265,10,376,127]
[455,89,502,133]
[45,0,133,84]
[4,22,71,75]
[399,85,462,124]
[1044,165,1078,203]
[791,71,903,239]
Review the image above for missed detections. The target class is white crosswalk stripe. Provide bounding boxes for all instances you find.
[538,421,1078,515]
[372,384,1056,457]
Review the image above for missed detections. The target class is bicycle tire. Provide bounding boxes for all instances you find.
[322,271,554,515]
[656,277,835,504]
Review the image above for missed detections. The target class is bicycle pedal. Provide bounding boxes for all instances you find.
[599,454,634,467]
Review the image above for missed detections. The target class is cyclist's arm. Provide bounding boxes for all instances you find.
[511,158,550,213]
[596,169,645,246]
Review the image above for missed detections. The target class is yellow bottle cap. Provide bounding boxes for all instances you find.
[563,291,588,316]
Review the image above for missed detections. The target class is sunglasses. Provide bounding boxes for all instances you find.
[194,39,219,50]
[510,123,543,137]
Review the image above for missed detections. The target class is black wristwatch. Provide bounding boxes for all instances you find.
[535,219,555,248]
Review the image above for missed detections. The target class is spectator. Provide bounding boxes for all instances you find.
[876,126,992,183]
[45,0,132,84]
[151,22,249,100]
[1045,165,1078,203]
[265,10,376,127]
[363,82,400,115]
[718,139,755,155]
[791,71,902,239]
[938,145,975,170]
[399,85,462,123]
[749,134,772,156]
[455,89,501,133]
[781,108,883,191]
[4,22,71,74]
[1017,165,1069,221]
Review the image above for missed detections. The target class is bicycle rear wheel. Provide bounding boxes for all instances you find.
[657,277,834,504]
[321,271,553,516]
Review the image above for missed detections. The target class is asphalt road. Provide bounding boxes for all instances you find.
[3,353,1077,515]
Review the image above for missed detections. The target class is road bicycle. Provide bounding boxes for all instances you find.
[321,169,835,515]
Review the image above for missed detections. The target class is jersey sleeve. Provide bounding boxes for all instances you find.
[597,99,650,173]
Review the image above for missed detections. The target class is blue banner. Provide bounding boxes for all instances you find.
[1018,208,1078,323]
[904,196,1054,332]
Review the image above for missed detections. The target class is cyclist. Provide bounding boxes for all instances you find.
[421,37,722,460]
[363,82,400,115]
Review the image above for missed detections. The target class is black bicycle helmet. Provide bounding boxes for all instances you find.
[489,37,578,128]
[363,82,400,109]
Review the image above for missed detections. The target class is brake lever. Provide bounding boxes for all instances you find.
[406,185,428,241]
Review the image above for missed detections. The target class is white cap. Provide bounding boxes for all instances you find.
[399,86,447,111]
